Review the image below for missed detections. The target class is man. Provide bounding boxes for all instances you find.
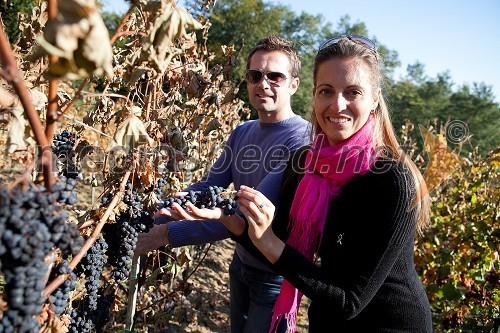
[135,36,310,333]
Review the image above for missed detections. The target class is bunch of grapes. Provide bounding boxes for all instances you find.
[103,217,138,282]
[154,173,169,198]
[0,179,84,332]
[67,308,93,333]
[68,236,115,332]
[159,186,238,216]
[123,183,155,233]
[102,182,155,233]
[78,236,108,310]
[68,288,115,333]
[49,260,76,316]
[50,176,78,205]
[52,130,80,179]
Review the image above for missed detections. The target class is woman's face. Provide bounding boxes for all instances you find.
[314,57,379,146]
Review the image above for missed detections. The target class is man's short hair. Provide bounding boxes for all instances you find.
[246,36,301,78]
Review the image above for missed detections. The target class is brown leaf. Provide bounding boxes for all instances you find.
[142,191,160,213]
[30,88,48,111]
[203,118,222,136]
[0,86,16,109]
[39,304,70,333]
[110,111,154,151]
[35,0,113,79]
[0,294,7,312]
[73,12,114,78]
[130,3,203,74]
[59,0,96,18]
[139,162,155,189]
[7,105,28,153]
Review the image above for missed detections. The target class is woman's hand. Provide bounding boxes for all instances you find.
[236,185,285,263]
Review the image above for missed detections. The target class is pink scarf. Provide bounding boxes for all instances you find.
[270,117,376,333]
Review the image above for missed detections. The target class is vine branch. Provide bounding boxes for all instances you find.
[0,17,54,187]
[44,0,59,142]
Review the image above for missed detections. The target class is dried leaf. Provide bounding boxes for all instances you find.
[31,88,48,111]
[186,71,210,99]
[145,263,168,288]
[191,114,205,130]
[0,294,7,312]
[73,12,114,78]
[151,5,203,55]
[142,191,160,213]
[59,0,96,18]
[113,201,129,216]
[38,303,70,332]
[177,247,193,266]
[168,128,186,152]
[34,0,113,79]
[110,111,154,151]
[7,105,28,153]
[0,110,11,126]
[0,86,16,109]
[138,162,155,189]
[203,118,222,136]
[129,4,203,75]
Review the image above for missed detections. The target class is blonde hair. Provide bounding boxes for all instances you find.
[311,38,430,233]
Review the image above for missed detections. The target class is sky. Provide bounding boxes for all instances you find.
[102,0,500,103]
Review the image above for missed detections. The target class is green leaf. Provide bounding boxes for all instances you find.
[145,264,169,288]
[471,193,477,204]
[442,282,463,301]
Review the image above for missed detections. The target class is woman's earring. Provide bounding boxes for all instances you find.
[370,109,375,114]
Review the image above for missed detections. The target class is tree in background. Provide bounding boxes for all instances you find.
[184,0,402,120]
[388,61,499,155]
[0,0,36,43]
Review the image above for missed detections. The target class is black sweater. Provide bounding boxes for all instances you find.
[233,147,433,332]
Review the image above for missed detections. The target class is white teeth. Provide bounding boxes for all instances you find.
[328,117,349,123]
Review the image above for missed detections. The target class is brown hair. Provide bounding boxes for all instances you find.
[311,37,430,233]
[246,36,301,78]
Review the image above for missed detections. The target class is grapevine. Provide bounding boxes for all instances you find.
[0,0,248,331]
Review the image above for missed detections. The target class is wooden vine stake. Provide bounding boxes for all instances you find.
[125,255,142,332]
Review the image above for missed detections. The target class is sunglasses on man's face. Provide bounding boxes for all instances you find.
[319,35,377,53]
[245,69,288,87]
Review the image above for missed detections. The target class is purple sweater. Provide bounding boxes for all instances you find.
[165,115,310,270]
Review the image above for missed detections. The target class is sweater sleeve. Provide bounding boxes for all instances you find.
[168,219,230,248]
[272,164,418,320]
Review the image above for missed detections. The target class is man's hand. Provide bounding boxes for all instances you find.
[134,223,169,256]
[155,201,223,221]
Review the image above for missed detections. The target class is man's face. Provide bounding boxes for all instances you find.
[247,50,299,117]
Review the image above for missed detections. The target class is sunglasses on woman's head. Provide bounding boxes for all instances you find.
[245,69,288,87]
[319,35,377,53]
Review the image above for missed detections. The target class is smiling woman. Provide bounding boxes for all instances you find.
[210,36,434,333]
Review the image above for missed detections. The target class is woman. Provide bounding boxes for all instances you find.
[184,36,433,332]
[232,36,432,332]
